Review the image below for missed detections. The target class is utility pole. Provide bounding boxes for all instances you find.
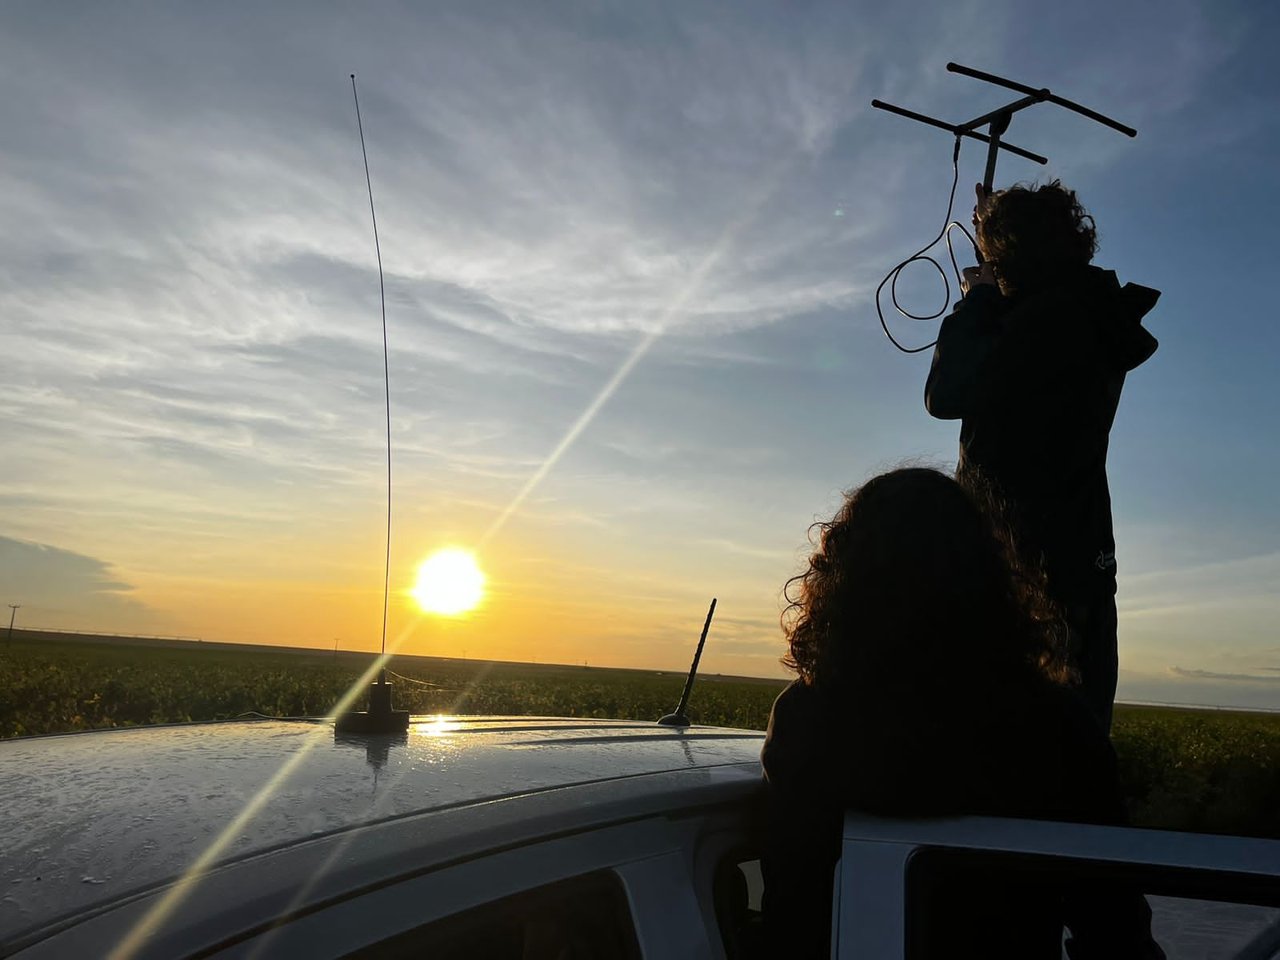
[6,605,19,646]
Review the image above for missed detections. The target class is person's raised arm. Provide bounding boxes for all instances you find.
[924,262,1002,420]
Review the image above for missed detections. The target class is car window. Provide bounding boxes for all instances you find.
[340,870,641,960]
[903,848,1280,960]
[715,855,765,960]
[1144,895,1280,958]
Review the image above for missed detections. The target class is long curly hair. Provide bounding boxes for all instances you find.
[781,467,1069,692]
[977,180,1097,296]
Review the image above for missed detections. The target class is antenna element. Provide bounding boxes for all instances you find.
[870,63,1138,353]
[872,62,1136,193]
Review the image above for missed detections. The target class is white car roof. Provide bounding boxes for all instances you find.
[2,716,765,949]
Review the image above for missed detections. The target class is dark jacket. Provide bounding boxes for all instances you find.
[925,266,1159,602]
[760,677,1164,959]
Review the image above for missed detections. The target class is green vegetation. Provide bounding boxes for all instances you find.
[0,633,781,736]
[3,633,1278,839]
[1114,705,1280,840]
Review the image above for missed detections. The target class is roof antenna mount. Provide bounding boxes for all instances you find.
[658,597,718,728]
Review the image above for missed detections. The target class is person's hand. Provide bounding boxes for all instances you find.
[960,262,996,296]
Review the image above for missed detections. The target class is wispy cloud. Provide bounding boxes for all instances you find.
[1169,666,1280,685]
[1122,550,1280,617]
[0,1,1275,691]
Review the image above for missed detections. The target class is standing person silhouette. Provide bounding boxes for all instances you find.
[926,181,1159,732]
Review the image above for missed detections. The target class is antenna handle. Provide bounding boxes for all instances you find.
[983,113,1009,193]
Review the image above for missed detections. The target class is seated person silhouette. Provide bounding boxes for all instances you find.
[760,467,1163,959]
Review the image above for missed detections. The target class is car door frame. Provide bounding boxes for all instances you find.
[832,814,1280,960]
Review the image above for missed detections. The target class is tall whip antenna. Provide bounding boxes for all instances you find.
[350,73,393,664]
[335,74,409,734]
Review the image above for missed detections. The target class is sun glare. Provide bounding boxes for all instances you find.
[411,548,486,616]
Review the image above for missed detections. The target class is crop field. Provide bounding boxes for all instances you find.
[2,631,1278,839]
[0,632,784,735]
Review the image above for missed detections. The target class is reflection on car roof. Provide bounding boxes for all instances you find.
[1,716,764,944]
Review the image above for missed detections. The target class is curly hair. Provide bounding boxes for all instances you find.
[977,180,1097,296]
[781,467,1070,692]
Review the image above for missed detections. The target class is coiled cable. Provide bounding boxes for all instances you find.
[875,136,980,353]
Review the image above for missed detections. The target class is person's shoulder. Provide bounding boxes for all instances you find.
[766,679,823,746]
[771,677,817,715]
[762,679,826,785]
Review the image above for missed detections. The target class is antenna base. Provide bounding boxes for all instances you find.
[336,678,410,734]
[657,713,691,727]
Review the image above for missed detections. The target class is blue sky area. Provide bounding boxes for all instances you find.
[1,1,1278,709]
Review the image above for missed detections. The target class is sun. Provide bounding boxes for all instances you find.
[411,548,486,616]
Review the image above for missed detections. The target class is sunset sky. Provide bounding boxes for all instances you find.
[2,1,1277,709]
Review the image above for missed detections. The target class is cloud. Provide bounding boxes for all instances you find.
[1122,550,1280,613]
[0,536,155,627]
[696,537,796,563]
[1169,666,1280,684]
[0,1,1275,687]
[0,1,1009,537]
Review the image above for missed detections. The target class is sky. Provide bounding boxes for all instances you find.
[2,0,1278,709]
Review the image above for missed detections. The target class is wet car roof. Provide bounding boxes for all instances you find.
[1,716,764,946]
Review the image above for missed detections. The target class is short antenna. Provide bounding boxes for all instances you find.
[658,598,718,727]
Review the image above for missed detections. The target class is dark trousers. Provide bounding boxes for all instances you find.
[1065,593,1119,733]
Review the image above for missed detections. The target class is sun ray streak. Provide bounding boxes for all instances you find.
[240,648,493,960]
[109,145,801,960]
[238,728,420,960]
[447,657,500,713]
[106,619,421,960]
[476,154,794,550]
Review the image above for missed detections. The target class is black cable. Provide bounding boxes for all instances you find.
[386,669,453,690]
[875,136,979,353]
[232,711,325,723]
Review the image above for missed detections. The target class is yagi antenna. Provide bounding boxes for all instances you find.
[337,73,409,735]
[658,598,718,728]
[870,64,1137,354]
[872,62,1137,193]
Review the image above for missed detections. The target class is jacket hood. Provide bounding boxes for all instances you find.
[1084,266,1160,373]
